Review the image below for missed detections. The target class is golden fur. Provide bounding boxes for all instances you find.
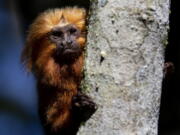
[22,7,87,133]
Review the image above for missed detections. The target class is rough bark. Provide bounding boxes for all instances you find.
[78,0,170,135]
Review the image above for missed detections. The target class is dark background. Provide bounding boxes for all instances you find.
[158,0,180,135]
[0,0,179,135]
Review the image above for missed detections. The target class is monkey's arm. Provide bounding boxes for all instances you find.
[39,85,97,135]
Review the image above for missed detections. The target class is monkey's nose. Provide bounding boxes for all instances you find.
[66,40,73,46]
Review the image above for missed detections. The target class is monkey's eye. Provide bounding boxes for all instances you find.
[69,28,77,34]
[52,31,63,37]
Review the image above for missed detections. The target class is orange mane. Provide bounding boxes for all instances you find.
[28,7,86,41]
[21,7,87,89]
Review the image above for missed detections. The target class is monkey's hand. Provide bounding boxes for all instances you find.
[72,92,97,122]
[163,62,174,79]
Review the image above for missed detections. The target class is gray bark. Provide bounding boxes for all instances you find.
[78,0,170,135]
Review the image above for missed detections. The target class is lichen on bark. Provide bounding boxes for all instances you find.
[78,0,170,135]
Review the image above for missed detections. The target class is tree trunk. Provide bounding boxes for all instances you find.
[78,0,170,135]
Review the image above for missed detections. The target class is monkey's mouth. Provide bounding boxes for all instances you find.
[63,48,79,55]
[53,46,81,63]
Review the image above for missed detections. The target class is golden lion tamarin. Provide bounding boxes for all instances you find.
[21,7,97,135]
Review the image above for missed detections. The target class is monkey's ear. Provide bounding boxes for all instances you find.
[21,43,33,72]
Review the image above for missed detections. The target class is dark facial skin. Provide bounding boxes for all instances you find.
[49,24,82,63]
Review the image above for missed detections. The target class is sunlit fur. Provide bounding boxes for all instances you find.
[22,7,87,133]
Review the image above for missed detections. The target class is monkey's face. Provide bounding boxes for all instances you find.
[22,8,86,70]
[49,24,82,61]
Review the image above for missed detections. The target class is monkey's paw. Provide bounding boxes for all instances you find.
[72,92,98,122]
[163,62,174,78]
